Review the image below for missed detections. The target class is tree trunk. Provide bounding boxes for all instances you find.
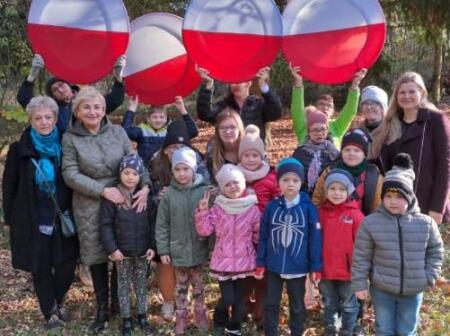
[431,38,443,103]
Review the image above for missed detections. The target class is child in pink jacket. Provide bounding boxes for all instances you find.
[195,164,260,336]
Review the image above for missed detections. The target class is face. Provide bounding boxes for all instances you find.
[316,99,334,117]
[29,108,57,136]
[120,168,140,190]
[383,191,408,215]
[308,123,328,144]
[326,182,348,205]
[148,110,167,130]
[230,81,251,97]
[240,150,263,171]
[279,173,302,200]
[361,101,384,128]
[341,145,365,167]
[222,180,244,199]
[50,81,73,103]
[164,144,185,161]
[397,82,423,111]
[75,97,105,131]
[218,117,240,145]
[172,163,194,185]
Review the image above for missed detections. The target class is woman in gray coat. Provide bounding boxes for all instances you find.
[62,87,150,332]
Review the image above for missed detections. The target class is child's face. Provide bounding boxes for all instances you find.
[341,145,365,167]
[316,99,334,117]
[164,144,185,161]
[383,191,408,215]
[147,110,167,130]
[326,182,348,205]
[279,173,301,200]
[222,180,244,199]
[240,149,263,171]
[172,163,194,185]
[120,168,140,190]
[308,122,328,144]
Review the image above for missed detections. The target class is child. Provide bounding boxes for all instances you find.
[318,169,365,336]
[100,154,155,336]
[352,153,444,336]
[195,164,261,335]
[292,107,340,195]
[155,147,210,335]
[122,95,198,166]
[312,128,383,216]
[256,158,322,336]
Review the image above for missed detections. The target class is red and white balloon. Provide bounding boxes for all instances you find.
[27,0,130,84]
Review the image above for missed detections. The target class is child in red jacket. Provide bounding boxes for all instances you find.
[318,168,365,336]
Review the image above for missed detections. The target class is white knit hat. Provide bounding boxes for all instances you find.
[215,164,246,191]
[171,147,197,172]
[361,85,388,112]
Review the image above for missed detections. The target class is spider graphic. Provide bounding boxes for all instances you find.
[271,207,305,257]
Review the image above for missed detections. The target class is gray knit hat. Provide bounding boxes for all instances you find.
[382,153,416,205]
[361,85,388,113]
[325,168,355,196]
[171,147,197,172]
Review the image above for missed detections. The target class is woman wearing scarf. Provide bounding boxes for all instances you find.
[2,96,79,330]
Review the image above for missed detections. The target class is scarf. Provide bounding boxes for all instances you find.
[117,184,135,210]
[301,140,339,192]
[214,192,258,215]
[336,159,368,177]
[30,127,62,195]
[237,161,270,183]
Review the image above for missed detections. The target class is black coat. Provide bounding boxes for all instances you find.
[100,195,155,257]
[2,128,79,273]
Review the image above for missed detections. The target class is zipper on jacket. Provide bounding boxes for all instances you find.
[281,209,290,274]
[397,217,404,295]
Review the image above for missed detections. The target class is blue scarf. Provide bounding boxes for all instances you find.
[30,128,62,195]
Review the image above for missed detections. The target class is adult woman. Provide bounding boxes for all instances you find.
[207,107,245,177]
[370,72,450,224]
[2,96,78,330]
[62,87,150,332]
[150,119,209,320]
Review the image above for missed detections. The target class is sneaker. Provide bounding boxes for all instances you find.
[46,313,64,330]
[224,328,241,336]
[161,301,175,321]
[57,304,69,322]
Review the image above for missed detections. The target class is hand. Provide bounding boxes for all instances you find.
[102,187,125,204]
[160,255,171,265]
[429,211,443,225]
[195,64,214,89]
[113,55,127,82]
[110,249,125,262]
[27,54,45,82]
[355,290,369,300]
[351,68,368,89]
[198,190,210,211]
[146,249,155,262]
[128,95,139,112]
[173,96,188,115]
[256,66,271,89]
[158,186,169,200]
[254,267,265,280]
[289,63,303,88]
[132,185,150,213]
[311,272,322,284]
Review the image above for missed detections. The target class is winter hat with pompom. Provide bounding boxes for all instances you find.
[238,124,265,158]
[382,153,416,205]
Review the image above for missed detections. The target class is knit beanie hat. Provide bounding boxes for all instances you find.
[45,77,79,98]
[163,120,190,150]
[361,86,388,112]
[120,153,145,175]
[341,128,371,156]
[276,157,305,181]
[306,108,328,129]
[382,153,416,205]
[324,168,355,196]
[171,147,197,172]
[238,124,265,158]
[215,164,246,191]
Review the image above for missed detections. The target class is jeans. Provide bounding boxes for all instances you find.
[264,271,306,336]
[371,286,423,336]
[319,280,359,334]
[214,278,247,330]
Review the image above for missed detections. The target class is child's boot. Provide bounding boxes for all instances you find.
[121,317,133,336]
[194,305,209,331]
[175,309,188,335]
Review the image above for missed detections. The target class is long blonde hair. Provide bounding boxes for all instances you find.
[211,107,245,174]
[370,72,437,158]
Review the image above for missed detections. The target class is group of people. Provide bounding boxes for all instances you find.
[2,52,449,336]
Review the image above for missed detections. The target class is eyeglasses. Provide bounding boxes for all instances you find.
[316,101,334,110]
[361,101,381,108]
[309,127,328,134]
[219,125,238,132]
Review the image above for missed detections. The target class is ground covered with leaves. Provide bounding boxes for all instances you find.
[0,118,449,335]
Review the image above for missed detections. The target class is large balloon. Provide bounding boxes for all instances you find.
[27,0,130,84]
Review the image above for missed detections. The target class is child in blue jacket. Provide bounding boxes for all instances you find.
[256,158,322,336]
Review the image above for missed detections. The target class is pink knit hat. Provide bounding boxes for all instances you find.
[215,164,246,191]
[238,124,265,158]
[306,107,328,129]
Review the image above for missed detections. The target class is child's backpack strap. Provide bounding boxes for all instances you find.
[362,163,380,215]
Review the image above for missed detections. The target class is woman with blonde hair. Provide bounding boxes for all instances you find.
[370,71,450,224]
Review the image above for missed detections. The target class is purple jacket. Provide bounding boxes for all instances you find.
[195,204,261,273]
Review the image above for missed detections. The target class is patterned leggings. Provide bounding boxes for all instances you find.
[174,265,206,313]
[116,257,149,318]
